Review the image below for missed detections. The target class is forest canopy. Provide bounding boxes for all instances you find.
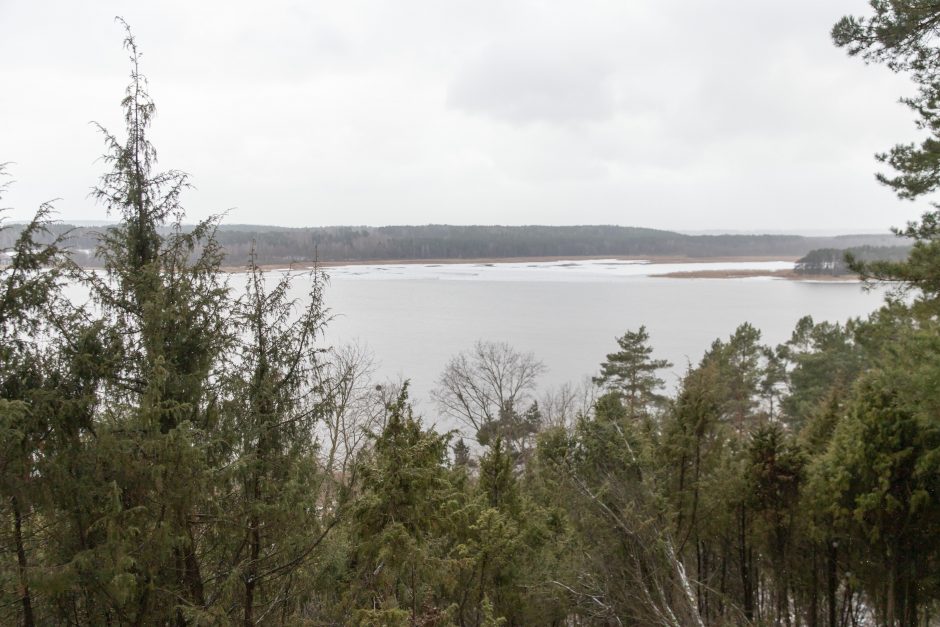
[0,222,901,267]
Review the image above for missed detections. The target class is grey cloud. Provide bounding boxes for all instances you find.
[0,0,925,232]
[447,43,617,126]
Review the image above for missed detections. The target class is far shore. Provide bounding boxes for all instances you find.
[222,254,801,273]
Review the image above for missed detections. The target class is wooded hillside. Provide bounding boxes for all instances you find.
[0,221,901,267]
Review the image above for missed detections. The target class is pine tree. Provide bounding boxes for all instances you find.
[593,326,671,420]
[779,315,864,429]
[834,3,940,311]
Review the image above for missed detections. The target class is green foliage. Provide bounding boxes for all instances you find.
[795,245,911,275]
[338,386,460,621]
[780,315,866,428]
[833,2,940,314]
[811,356,940,625]
[833,1,940,201]
[219,259,332,623]
[747,424,805,516]
[593,325,672,420]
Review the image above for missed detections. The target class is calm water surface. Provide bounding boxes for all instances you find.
[303,260,886,415]
[66,259,887,419]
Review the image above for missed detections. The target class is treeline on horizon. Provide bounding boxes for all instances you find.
[0,221,902,267]
[3,7,940,627]
[794,245,913,275]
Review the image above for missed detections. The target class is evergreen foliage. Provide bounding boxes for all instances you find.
[795,245,912,275]
[593,325,672,420]
[833,1,940,314]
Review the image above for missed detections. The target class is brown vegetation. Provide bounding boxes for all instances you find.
[653,268,860,280]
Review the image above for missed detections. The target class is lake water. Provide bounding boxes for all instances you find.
[62,258,886,430]
[300,259,886,417]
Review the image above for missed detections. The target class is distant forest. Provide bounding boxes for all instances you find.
[0,222,903,266]
[794,245,913,275]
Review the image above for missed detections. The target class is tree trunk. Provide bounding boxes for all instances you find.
[739,506,754,623]
[244,476,261,627]
[827,541,837,627]
[809,547,818,627]
[183,524,205,607]
[885,559,896,627]
[11,496,34,627]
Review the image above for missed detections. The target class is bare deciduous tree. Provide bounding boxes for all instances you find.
[432,340,545,440]
[315,342,386,489]
[539,377,597,429]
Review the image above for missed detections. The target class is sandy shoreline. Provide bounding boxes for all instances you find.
[220,254,857,281]
[651,268,859,281]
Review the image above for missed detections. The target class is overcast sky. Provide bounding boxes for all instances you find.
[0,0,927,232]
